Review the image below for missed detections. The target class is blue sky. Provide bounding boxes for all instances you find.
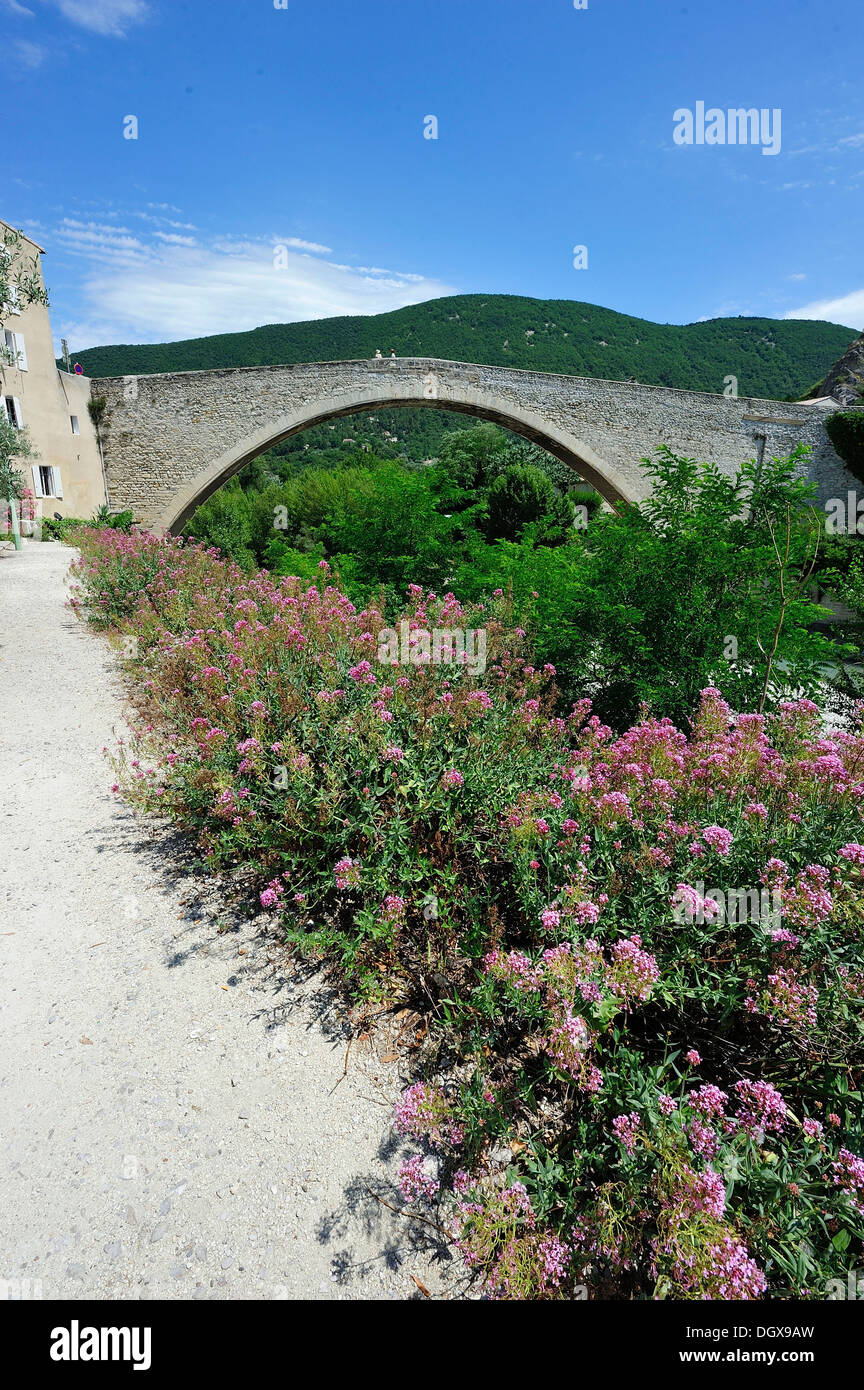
[5,0,864,351]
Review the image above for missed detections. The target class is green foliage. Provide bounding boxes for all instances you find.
[1,227,48,343]
[0,418,38,499]
[91,504,134,533]
[826,410,864,484]
[486,464,574,543]
[40,515,89,541]
[67,293,855,405]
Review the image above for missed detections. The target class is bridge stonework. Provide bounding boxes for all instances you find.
[91,357,851,532]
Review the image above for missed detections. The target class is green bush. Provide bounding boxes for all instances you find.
[826,411,864,485]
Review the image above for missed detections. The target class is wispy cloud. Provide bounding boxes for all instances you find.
[784,289,864,331]
[277,236,332,255]
[2,0,36,18]
[49,0,149,38]
[12,37,46,67]
[49,210,457,349]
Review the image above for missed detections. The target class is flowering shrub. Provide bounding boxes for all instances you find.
[71,528,864,1300]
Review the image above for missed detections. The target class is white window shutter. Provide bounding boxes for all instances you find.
[51,467,63,499]
[14,334,27,371]
[11,397,22,427]
[32,465,44,498]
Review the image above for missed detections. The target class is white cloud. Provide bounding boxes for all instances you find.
[13,37,46,67]
[3,0,36,17]
[839,133,864,148]
[787,272,807,282]
[50,0,149,37]
[52,219,457,348]
[784,289,864,330]
[276,236,332,254]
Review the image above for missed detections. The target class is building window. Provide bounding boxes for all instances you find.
[70,415,80,435]
[32,465,63,500]
[2,329,26,370]
[2,395,23,428]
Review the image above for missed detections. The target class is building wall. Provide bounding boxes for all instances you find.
[1,221,106,520]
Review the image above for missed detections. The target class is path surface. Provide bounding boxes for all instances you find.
[0,541,453,1301]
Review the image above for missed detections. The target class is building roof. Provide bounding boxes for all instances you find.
[0,218,47,255]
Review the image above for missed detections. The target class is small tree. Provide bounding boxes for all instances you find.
[1,226,49,367]
[1,418,39,550]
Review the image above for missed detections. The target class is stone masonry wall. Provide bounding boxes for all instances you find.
[91,358,854,531]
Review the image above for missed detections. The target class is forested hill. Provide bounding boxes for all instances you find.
[67,294,856,402]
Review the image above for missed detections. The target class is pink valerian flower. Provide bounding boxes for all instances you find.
[672,884,720,923]
[664,1232,767,1300]
[393,1083,464,1148]
[334,856,361,890]
[685,1050,702,1066]
[607,936,660,1006]
[379,894,407,927]
[687,1117,720,1160]
[770,927,801,950]
[441,768,464,788]
[348,659,376,684]
[672,1165,727,1221]
[612,1112,641,1155]
[542,1007,603,1094]
[259,878,284,909]
[689,1085,728,1119]
[802,1117,823,1140]
[398,1154,440,1204]
[465,690,493,712]
[829,1149,864,1214]
[540,906,561,931]
[702,824,733,856]
[483,949,541,992]
[536,1233,570,1291]
[839,842,864,866]
[658,1094,678,1117]
[744,801,768,820]
[733,1080,788,1136]
[594,791,633,825]
[381,746,404,762]
[752,967,818,1030]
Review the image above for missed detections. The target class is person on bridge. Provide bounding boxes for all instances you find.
[389,348,397,359]
[374,348,382,359]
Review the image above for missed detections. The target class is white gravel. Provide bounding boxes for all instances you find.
[0,541,457,1300]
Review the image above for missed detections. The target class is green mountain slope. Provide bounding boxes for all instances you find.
[69,293,856,402]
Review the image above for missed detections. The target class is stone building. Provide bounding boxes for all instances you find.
[1,218,106,520]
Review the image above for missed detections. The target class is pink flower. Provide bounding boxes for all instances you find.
[685,1049,702,1066]
[441,768,464,788]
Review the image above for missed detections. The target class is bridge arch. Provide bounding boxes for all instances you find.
[161,381,633,534]
[96,356,845,532]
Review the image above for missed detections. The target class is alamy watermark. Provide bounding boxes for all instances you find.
[377,621,486,676]
[673,103,782,156]
[672,881,781,929]
[825,492,864,536]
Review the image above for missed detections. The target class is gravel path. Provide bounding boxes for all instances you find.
[0,541,454,1301]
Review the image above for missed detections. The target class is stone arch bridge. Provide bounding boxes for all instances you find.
[91,357,850,533]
